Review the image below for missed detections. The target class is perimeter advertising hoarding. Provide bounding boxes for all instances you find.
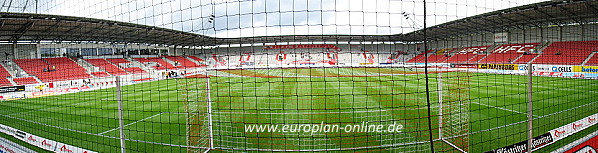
[518,65,573,72]
[486,113,598,153]
[564,135,598,153]
[573,66,598,73]
[0,86,24,93]
[0,124,96,153]
[483,132,554,153]
[550,113,598,142]
[478,64,519,70]
[0,137,35,153]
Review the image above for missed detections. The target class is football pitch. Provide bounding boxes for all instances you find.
[0,68,597,152]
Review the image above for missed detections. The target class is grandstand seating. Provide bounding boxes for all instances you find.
[164,56,201,68]
[445,46,490,63]
[107,58,131,65]
[13,58,91,82]
[12,77,38,85]
[479,43,539,63]
[42,57,92,82]
[532,41,598,65]
[406,50,431,63]
[134,57,178,70]
[85,59,128,76]
[513,54,539,64]
[106,58,149,73]
[407,49,451,63]
[188,56,205,62]
[0,78,11,87]
[585,54,598,65]
[124,67,146,74]
[427,54,451,63]
[90,71,110,77]
[0,65,13,87]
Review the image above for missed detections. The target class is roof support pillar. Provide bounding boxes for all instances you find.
[173,46,177,56]
[581,23,585,41]
[11,41,17,59]
[540,27,544,43]
[559,26,563,42]
[36,42,41,58]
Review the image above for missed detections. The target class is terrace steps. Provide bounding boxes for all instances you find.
[75,58,99,73]
[185,56,203,65]
[583,52,596,65]
[126,58,154,72]
[6,77,17,86]
[0,62,16,77]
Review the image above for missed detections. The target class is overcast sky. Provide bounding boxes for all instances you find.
[22,0,548,38]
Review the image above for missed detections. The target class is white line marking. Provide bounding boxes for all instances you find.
[7,100,97,116]
[98,112,163,135]
[471,101,539,118]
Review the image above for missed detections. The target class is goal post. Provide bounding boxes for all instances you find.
[179,72,213,153]
[437,70,471,153]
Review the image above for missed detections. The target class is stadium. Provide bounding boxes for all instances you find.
[0,0,597,152]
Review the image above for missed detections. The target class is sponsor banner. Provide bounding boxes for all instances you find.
[484,132,554,153]
[478,64,519,70]
[26,134,57,152]
[0,94,26,101]
[451,64,477,68]
[573,66,598,73]
[563,134,598,153]
[532,71,563,77]
[562,72,598,78]
[550,113,598,142]
[518,65,573,72]
[0,124,96,153]
[0,86,25,93]
[25,84,47,92]
[30,86,90,99]
[0,136,36,153]
[550,65,573,72]
[0,125,16,137]
[494,32,508,42]
[472,69,522,74]
[52,80,84,89]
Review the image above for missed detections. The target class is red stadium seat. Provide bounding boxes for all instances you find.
[0,77,13,87]
[134,57,178,70]
[164,56,201,68]
[13,57,91,83]
[12,77,39,85]
[445,46,490,63]
[533,41,598,65]
[90,71,111,77]
[188,56,205,62]
[479,43,539,63]
[85,59,128,76]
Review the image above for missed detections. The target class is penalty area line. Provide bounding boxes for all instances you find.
[471,101,539,118]
[98,112,163,135]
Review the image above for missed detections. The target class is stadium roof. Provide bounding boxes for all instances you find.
[399,0,598,41]
[0,0,597,46]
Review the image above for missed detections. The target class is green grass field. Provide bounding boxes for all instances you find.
[0,68,597,152]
